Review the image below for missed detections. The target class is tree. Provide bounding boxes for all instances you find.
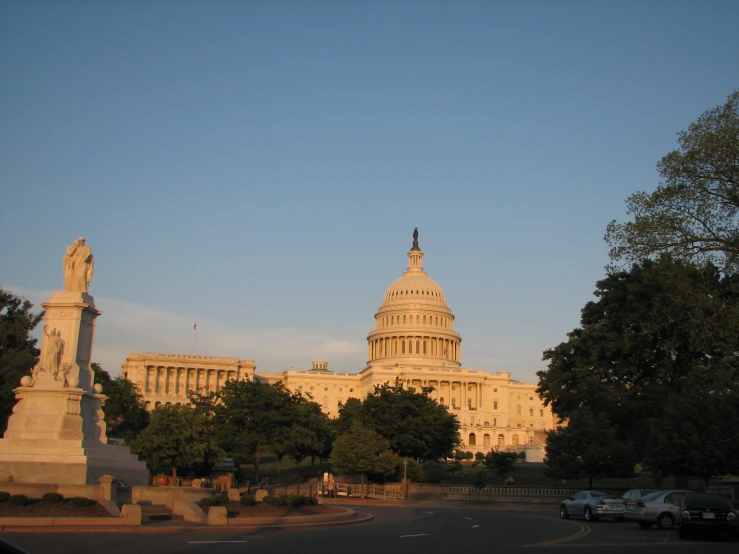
[129,404,223,479]
[352,381,460,460]
[0,290,43,432]
[92,363,149,443]
[543,409,635,489]
[214,380,296,481]
[538,257,739,462]
[330,421,398,486]
[643,379,739,486]
[483,451,518,482]
[606,90,739,272]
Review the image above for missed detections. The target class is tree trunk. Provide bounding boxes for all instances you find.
[171,467,177,481]
[254,451,262,483]
[277,455,282,476]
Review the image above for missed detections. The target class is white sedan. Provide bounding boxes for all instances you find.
[560,490,626,522]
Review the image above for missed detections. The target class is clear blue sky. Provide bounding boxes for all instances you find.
[1,1,737,381]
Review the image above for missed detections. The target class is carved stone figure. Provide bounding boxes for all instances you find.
[43,325,63,376]
[412,227,419,250]
[63,237,94,293]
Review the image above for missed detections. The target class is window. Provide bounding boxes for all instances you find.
[402,341,405,354]
[529,396,533,401]
[310,386,314,390]
[529,409,534,416]
[423,341,427,354]
[350,388,354,393]
[493,401,498,410]
[403,315,406,324]
[468,433,476,446]
[416,340,420,353]
[483,434,490,447]
[497,434,505,446]
[416,315,419,324]
[322,396,329,408]
[512,434,519,446]
[470,416,475,425]
[484,421,489,426]
[423,315,426,324]
[493,388,498,392]
[298,385,303,390]
[324,387,328,391]
[440,396,445,405]
[540,409,544,417]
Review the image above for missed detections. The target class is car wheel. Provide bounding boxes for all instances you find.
[559,505,569,519]
[657,513,674,530]
[638,522,652,529]
[585,507,598,522]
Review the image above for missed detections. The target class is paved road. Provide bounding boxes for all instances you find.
[2,505,737,554]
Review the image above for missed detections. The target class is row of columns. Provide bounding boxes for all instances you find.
[399,378,482,409]
[141,366,241,397]
[369,336,460,361]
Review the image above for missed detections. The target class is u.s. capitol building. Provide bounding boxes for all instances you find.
[122,232,557,461]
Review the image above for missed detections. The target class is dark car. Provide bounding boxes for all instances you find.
[678,493,739,541]
[705,484,739,508]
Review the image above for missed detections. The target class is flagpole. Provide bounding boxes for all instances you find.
[192,322,197,355]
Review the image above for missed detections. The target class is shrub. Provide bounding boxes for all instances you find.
[9,495,31,506]
[0,492,10,503]
[240,494,257,506]
[214,493,229,505]
[199,494,229,509]
[198,497,215,508]
[43,493,64,503]
[69,497,95,507]
[263,494,287,507]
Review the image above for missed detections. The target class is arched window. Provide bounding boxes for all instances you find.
[155,401,161,408]
[468,433,476,446]
[439,396,445,405]
[416,340,420,353]
[416,315,420,324]
[497,434,505,446]
[403,315,406,324]
[483,433,491,447]
[512,434,520,446]
[423,341,427,354]
[322,396,329,408]
[423,315,426,324]
[402,340,406,354]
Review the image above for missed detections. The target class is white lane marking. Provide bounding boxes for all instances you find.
[472,525,479,528]
[421,511,434,514]
[464,517,472,520]
[399,534,429,538]
[662,532,670,544]
[188,541,249,544]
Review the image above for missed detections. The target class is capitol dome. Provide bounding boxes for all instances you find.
[366,229,462,368]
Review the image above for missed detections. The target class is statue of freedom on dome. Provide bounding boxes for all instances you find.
[412,227,419,249]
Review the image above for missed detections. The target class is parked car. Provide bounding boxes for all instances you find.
[678,493,739,540]
[559,491,626,522]
[621,489,654,512]
[624,490,691,529]
[704,484,739,508]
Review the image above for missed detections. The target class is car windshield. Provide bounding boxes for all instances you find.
[639,491,663,501]
[590,491,609,498]
[685,494,732,507]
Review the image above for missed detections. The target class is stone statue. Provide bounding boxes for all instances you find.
[64,237,94,293]
[42,325,63,376]
[412,227,419,250]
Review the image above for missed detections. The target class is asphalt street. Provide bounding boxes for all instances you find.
[2,505,737,554]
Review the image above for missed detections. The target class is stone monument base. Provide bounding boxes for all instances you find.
[0,440,149,486]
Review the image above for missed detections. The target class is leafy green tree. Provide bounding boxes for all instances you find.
[483,451,518,481]
[0,290,43,432]
[288,398,332,469]
[333,397,363,435]
[354,381,460,460]
[92,363,149,442]
[214,380,295,481]
[543,409,635,489]
[643,380,739,486]
[473,466,488,490]
[129,404,223,479]
[331,421,398,485]
[538,257,739,462]
[606,90,739,272]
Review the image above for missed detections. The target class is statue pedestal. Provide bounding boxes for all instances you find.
[0,292,149,486]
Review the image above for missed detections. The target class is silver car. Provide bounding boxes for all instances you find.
[624,489,691,529]
[560,490,626,522]
[621,488,655,512]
